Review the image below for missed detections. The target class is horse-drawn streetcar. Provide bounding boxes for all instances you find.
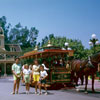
[20,41,74,89]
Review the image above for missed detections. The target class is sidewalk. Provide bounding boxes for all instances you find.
[0,75,12,79]
[76,80,100,92]
[1,76,100,91]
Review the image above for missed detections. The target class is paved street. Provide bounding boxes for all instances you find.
[0,77,100,100]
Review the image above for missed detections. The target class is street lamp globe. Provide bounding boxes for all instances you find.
[62,48,66,50]
[67,47,71,50]
[89,41,92,45]
[96,41,99,45]
[91,34,96,39]
[65,42,69,46]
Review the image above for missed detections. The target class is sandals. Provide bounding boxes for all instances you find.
[11,91,18,95]
[11,92,15,95]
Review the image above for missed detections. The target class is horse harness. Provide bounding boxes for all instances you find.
[79,57,95,70]
[86,57,95,68]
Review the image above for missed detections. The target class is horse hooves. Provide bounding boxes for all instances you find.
[84,91,88,94]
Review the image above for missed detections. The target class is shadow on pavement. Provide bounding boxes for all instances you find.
[79,90,100,94]
[19,92,54,95]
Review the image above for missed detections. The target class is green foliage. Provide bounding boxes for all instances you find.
[0,16,39,55]
[0,16,11,43]
[41,34,91,60]
[90,45,100,54]
[0,16,100,60]
[9,23,38,50]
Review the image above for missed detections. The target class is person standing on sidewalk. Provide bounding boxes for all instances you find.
[38,65,48,95]
[32,60,40,94]
[23,64,31,94]
[11,58,22,94]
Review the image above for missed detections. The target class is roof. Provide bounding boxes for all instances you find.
[20,49,74,59]
[5,44,22,52]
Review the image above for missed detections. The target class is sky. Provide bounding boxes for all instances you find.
[0,0,100,48]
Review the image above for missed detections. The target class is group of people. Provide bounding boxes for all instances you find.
[11,58,49,95]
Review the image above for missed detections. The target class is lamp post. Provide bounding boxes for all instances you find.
[64,42,71,50]
[89,34,99,54]
[64,42,72,61]
[65,42,69,50]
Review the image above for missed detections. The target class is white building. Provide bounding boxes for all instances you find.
[0,27,21,76]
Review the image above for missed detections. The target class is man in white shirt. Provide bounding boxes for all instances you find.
[42,60,49,71]
[11,58,22,95]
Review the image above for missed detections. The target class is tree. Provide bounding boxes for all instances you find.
[9,23,39,51]
[29,27,38,47]
[1,16,99,60]
[41,34,88,60]
[0,16,11,43]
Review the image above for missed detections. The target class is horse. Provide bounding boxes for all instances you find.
[83,53,100,93]
[70,59,88,85]
[70,52,100,93]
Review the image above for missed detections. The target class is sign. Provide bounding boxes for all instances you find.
[69,52,74,56]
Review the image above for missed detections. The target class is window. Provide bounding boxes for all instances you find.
[11,47,16,52]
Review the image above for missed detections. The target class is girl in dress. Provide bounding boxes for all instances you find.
[23,64,31,94]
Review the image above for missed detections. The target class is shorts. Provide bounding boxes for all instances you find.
[24,74,30,83]
[33,74,40,82]
[13,74,21,81]
[40,79,46,84]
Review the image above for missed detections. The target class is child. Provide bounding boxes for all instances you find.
[39,65,48,95]
[23,64,31,94]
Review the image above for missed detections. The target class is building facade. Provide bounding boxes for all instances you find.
[0,27,21,76]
